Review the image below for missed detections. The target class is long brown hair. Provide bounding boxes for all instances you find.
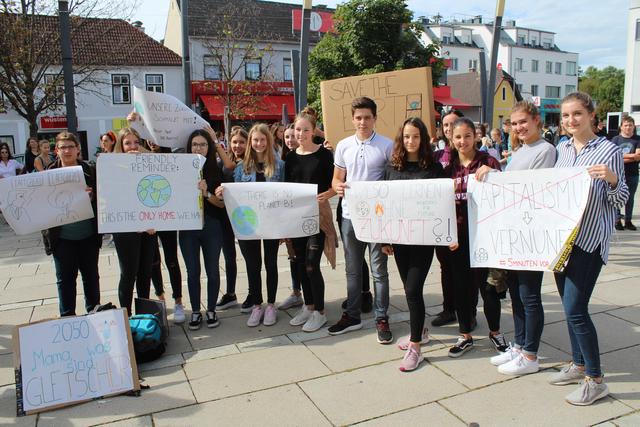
[390,117,433,170]
[228,126,248,163]
[449,117,476,166]
[113,128,148,153]
[243,123,277,177]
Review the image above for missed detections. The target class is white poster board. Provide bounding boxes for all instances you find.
[131,87,209,149]
[467,167,591,271]
[0,166,94,235]
[345,179,458,245]
[223,182,319,239]
[13,309,139,415]
[97,153,204,233]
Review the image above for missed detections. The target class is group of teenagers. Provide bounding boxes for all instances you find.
[33,90,628,407]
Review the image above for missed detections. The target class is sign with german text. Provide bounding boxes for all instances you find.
[223,182,318,240]
[97,153,204,233]
[467,167,591,271]
[320,67,436,146]
[345,179,458,245]
[13,309,139,415]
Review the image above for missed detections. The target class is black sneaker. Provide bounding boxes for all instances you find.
[188,312,203,330]
[448,336,473,358]
[216,293,238,310]
[362,291,373,313]
[431,310,456,327]
[376,318,393,344]
[625,221,637,231]
[615,220,624,231]
[240,295,254,313]
[328,313,362,335]
[489,333,509,353]
[206,311,220,328]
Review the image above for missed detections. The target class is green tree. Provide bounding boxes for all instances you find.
[578,66,625,120]
[307,0,443,114]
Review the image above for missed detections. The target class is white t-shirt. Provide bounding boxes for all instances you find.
[334,131,393,219]
[0,159,23,178]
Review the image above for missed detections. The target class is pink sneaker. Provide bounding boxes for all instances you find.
[247,305,264,327]
[397,328,430,350]
[263,304,277,326]
[399,346,423,372]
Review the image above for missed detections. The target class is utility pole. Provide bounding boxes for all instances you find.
[291,49,301,112]
[479,50,488,123]
[58,0,78,135]
[486,0,505,128]
[181,0,192,108]
[298,0,312,111]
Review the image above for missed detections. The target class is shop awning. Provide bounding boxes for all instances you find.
[433,95,472,108]
[200,95,296,121]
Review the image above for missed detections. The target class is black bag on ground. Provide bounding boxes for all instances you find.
[129,313,166,363]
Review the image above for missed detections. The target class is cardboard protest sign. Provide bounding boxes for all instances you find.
[0,167,94,235]
[223,182,319,239]
[97,153,204,233]
[131,87,209,149]
[320,67,436,145]
[467,167,591,271]
[13,309,139,415]
[345,179,458,245]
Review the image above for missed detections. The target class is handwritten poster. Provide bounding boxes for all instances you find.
[223,182,319,240]
[97,153,204,233]
[320,67,436,145]
[345,179,458,245]
[13,309,139,415]
[467,167,591,271]
[131,87,209,149]
[0,167,94,235]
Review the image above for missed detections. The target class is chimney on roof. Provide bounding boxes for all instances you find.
[132,20,145,33]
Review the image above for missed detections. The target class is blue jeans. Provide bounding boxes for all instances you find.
[179,215,223,313]
[617,175,638,222]
[341,218,389,321]
[554,246,603,377]
[508,270,544,355]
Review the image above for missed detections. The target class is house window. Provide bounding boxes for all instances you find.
[516,83,523,93]
[112,74,130,104]
[636,20,640,41]
[517,35,526,45]
[442,35,451,44]
[502,87,507,101]
[515,58,524,71]
[44,74,65,105]
[450,58,459,71]
[468,59,478,71]
[542,38,552,49]
[531,60,539,72]
[555,62,562,74]
[531,84,538,96]
[545,61,553,74]
[545,86,561,98]
[565,85,576,95]
[283,58,292,81]
[531,36,537,46]
[204,55,221,80]
[566,61,577,76]
[245,58,261,81]
[145,74,164,93]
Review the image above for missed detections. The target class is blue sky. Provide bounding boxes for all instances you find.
[132,0,628,69]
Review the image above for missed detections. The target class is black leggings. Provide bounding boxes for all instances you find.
[393,244,435,342]
[292,232,326,311]
[238,239,279,305]
[151,231,182,299]
[435,246,455,313]
[336,197,370,293]
[220,214,238,295]
[113,232,157,315]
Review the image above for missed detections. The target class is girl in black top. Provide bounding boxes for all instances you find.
[380,117,445,372]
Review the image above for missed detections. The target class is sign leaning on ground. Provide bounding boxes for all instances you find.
[130,87,209,149]
[320,67,436,145]
[0,166,94,235]
[13,309,139,416]
[345,179,458,246]
[223,182,319,240]
[467,167,591,272]
[97,153,204,233]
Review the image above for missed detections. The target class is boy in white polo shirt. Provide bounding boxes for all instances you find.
[328,97,394,344]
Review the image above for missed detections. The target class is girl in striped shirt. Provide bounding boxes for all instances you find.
[548,92,629,406]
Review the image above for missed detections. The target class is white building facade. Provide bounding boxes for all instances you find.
[623,0,640,125]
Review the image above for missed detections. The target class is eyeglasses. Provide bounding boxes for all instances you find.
[57,145,77,151]
[191,143,208,148]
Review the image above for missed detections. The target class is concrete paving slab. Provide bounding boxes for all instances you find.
[154,384,331,427]
[299,359,467,426]
[440,372,631,427]
[37,366,196,426]
[184,344,330,402]
[97,415,153,427]
[592,277,640,306]
[0,385,36,427]
[236,334,293,352]
[611,412,640,426]
[607,305,640,326]
[601,346,640,410]
[355,402,465,426]
[0,307,33,355]
[0,353,15,387]
[182,344,238,364]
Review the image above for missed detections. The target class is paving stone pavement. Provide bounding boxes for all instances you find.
[0,198,639,426]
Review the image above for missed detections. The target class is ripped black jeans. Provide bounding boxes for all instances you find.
[292,231,326,311]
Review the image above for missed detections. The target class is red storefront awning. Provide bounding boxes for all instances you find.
[433,95,472,108]
[200,95,296,121]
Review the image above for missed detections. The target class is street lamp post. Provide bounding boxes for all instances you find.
[485,0,505,128]
[298,0,312,112]
[58,0,78,135]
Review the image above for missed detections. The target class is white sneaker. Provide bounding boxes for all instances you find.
[263,304,278,326]
[302,311,327,332]
[278,293,304,310]
[173,304,185,324]
[498,353,539,375]
[490,345,519,366]
[290,306,312,326]
[247,305,264,327]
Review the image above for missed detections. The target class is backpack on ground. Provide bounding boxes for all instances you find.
[129,314,166,363]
